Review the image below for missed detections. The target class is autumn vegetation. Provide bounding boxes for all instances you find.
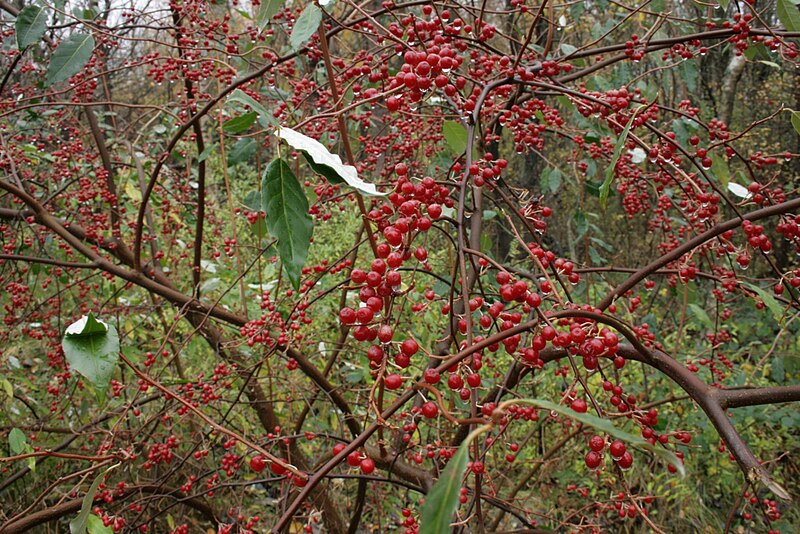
[1,0,800,532]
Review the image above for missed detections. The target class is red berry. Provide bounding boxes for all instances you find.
[249,455,267,473]
[571,398,588,413]
[585,451,602,469]
[384,373,403,390]
[400,338,419,356]
[609,440,626,459]
[421,401,438,418]
[360,458,376,474]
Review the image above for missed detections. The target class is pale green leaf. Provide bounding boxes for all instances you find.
[791,111,800,136]
[16,6,49,49]
[777,0,800,31]
[62,314,120,393]
[46,33,95,86]
[290,4,322,50]
[8,428,27,455]
[442,120,468,154]
[86,514,112,534]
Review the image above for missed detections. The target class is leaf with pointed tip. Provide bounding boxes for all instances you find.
[600,110,639,208]
[69,464,118,534]
[741,282,784,323]
[290,4,322,50]
[16,6,48,49]
[777,0,800,32]
[8,428,27,455]
[419,432,474,534]
[514,399,685,476]
[227,90,278,128]
[223,112,258,134]
[791,111,800,136]
[276,127,384,195]
[46,33,95,86]
[442,120,468,154]
[262,158,313,290]
[62,314,120,394]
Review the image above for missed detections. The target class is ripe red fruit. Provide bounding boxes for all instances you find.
[617,451,633,470]
[360,458,376,474]
[421,401,438,418]
[466,373,481,387]
[356,306,374,324]
[589,435,605,452]
[384,373,403,390]
[270,461,287,476]
[400,338,419,356]
[585,451,602,469]
[347,451,362,466]
[571,398,588,413]
[332,444,347,456]
[423,368,440,384]
[249,455,267,473]
[339,307,356,325]
[427,204,442,219]
[386,96,400,112]
[609,440,626,459]
[447,374,464,390]
[377,325,394,343]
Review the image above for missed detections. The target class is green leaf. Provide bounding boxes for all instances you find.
[560,43,577,55]
[62,314,120,394]
[600,109,640,208]
[290,4,322,50]
[197,142,217,162]
[741,282,784,323]
[442,120,468,154]
[228,138,256,166]
[711,152,729,188]
[46,33,95,86]
[0,378,12,399]
[262,158,313,289]
[16,6,49,49]
[86,514,113,534]
[777,0,800,31]
[8,427,35,471]
[70,465,118,534]
[548,168,562,194]
[688,304,714,330]
[717,0,730,10]
[574,210,588,239]
[419,433,476,533]
[276,127,384,195]
[222,112,258,134]
[791,111,800,136]
[515,399,685,476]
[65,313,109,337]
[256,0,283,31]
[227,89,278,128]
[8,428,27,455]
